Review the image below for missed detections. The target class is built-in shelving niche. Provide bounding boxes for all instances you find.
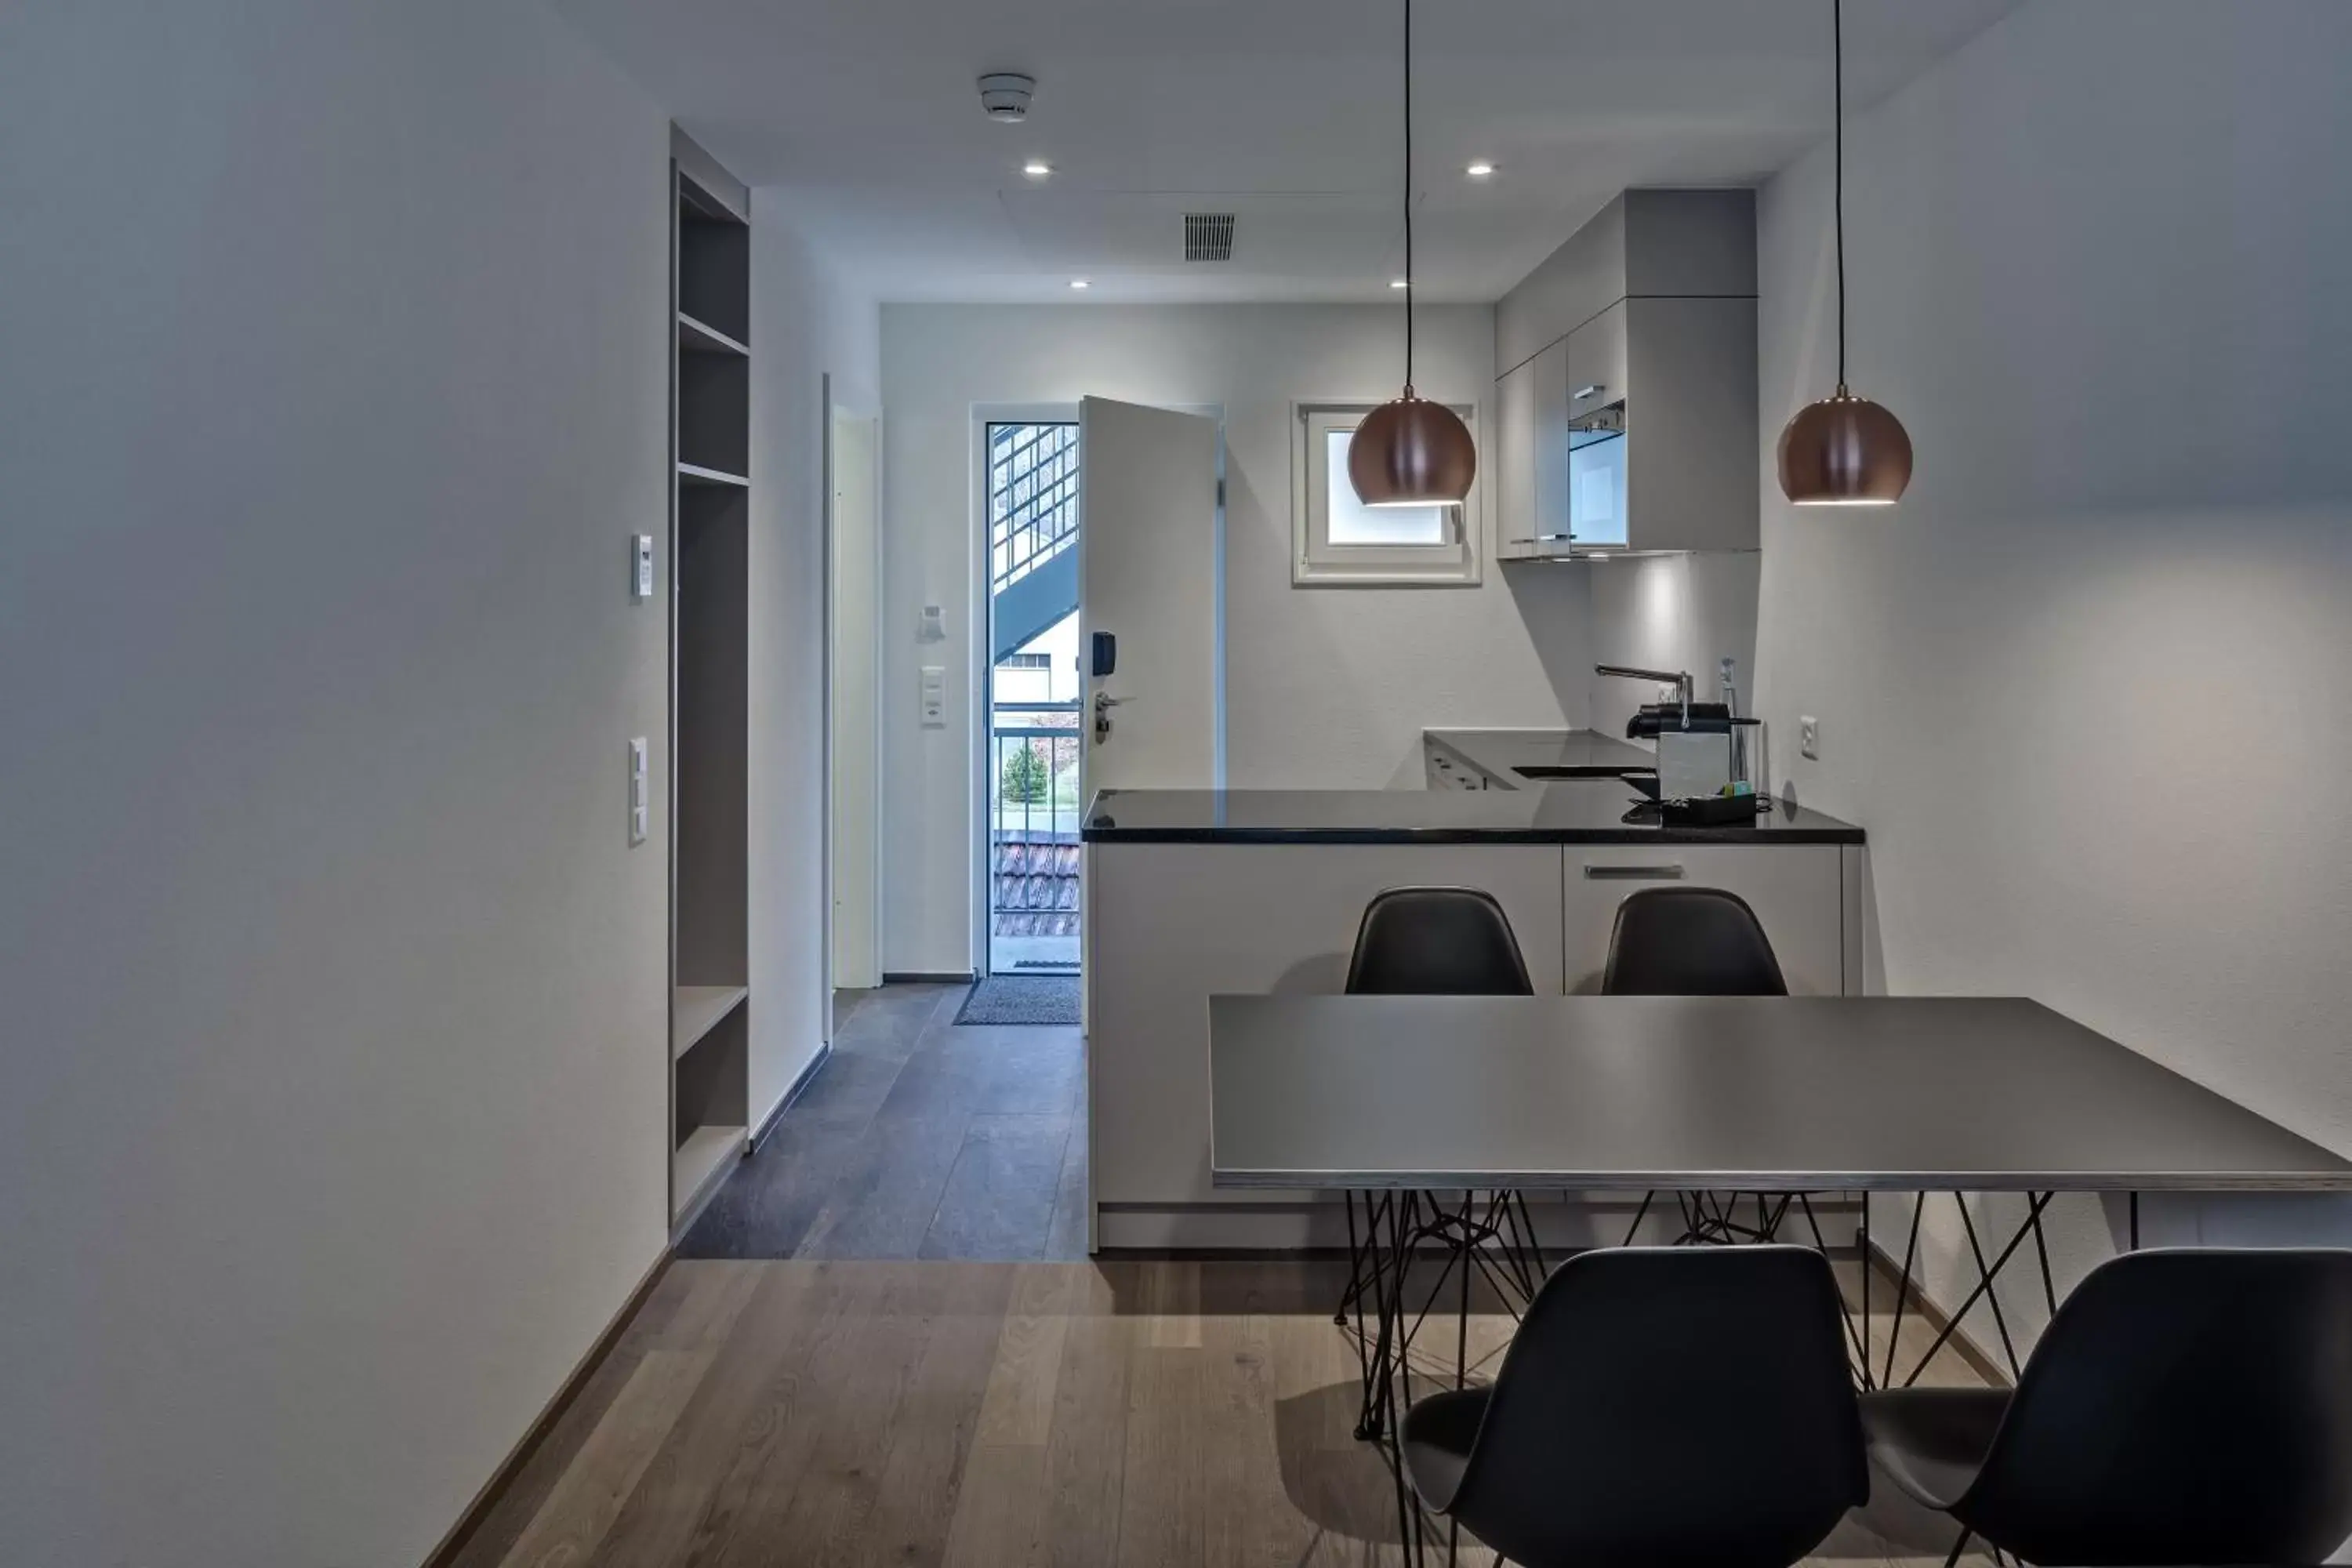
[669,140,753,1232]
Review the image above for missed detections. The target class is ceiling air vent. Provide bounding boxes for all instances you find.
[1183,212,1236,263]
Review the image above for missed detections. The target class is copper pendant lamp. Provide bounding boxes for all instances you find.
[1349,0,1476,508]
[1777,0,1913,506]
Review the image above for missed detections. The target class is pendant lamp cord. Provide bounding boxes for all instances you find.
[1402,0,1415,392]
[1833,0,1846,391]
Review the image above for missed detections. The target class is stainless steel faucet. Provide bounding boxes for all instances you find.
[1595,663,1693,728]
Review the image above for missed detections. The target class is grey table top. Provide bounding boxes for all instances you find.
[1207,995,2352,1192]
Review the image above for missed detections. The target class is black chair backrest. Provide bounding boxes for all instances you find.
[1450,1247,1866,1567]
[1345,887,1533,996]
[1962,1247,2352,1566]
[1603,886,1787,996]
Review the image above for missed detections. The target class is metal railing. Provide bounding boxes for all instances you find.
[987,700,1083,946]
[989,422,1079,598]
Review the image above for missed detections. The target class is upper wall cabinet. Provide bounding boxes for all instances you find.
[1493,191,1759,561]
[1494,337,1570,550]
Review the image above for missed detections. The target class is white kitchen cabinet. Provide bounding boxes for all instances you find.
[1494,352,1536,550]
[1496,188,1759,561]
[1494,337,1571,551]
[1561,843,1848,995]
[1564,301,1629,427]
[1425,748,1494,789]
[1617,296,1759,554]
[1500,296,1759,559]
[1087,842,1567,1242]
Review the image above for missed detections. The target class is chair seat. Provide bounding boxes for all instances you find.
[1399,1386,1489,1512]
[1858,1387,2011,1512]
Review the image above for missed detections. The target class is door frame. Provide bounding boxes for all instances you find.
[970,403,1080,980]
[825,375,885,1026]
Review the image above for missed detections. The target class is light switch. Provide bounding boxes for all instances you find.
[920,666,947,728]
[1798,716,1820,761]
[628,738,648,842]
[919,605,947,642]
[631,535,655,601]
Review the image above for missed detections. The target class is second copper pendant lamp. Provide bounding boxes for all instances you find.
[1777,0,1914,505]
[1348,0,1477,508]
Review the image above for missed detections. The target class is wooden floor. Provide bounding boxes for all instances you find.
[448,1256,1996,1568]
[679,985,1087,1262]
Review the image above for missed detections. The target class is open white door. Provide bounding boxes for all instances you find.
[1077,397,1221,794]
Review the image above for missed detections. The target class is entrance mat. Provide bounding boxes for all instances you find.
[953,975,1081,1026]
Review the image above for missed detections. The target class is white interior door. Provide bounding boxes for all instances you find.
[1078,397,1221,793]
[829,406,881,990]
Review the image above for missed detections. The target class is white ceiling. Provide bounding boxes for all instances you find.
[557,0,2024,304]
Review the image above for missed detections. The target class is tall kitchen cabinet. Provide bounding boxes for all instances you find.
[1493,190,1759,560]
[668,130,753,1233]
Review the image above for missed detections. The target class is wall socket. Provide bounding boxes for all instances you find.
[1798,715,1820,761]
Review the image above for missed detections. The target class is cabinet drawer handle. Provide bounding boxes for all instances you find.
[1584,864,1685,880]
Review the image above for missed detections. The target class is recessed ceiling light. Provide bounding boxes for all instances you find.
[1389,278,1410,289]
[1022,160,1052,178]
[1069,278,1091,290]
[1465,161,1497,179]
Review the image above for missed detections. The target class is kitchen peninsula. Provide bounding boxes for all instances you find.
[1080,729,1865,1250]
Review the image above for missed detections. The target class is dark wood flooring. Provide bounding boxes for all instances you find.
[678,984,1088,1262]
[448,1258,1993,1568]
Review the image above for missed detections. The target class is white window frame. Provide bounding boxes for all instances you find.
[1291,400,1483,587]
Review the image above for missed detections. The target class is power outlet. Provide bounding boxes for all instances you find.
[1798,715,1820,761]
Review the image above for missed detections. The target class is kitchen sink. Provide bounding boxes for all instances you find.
[1515,764,1661,799]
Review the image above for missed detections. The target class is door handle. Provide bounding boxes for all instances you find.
[1583,864,1685,880]
[1092,690,1127,745]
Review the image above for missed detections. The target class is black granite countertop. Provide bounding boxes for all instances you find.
[1080,786,1863,845]
[1425,728,1657,783]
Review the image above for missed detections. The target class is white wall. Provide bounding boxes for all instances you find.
[1755,0,2352,1350]
[0,4,673,1563]
[748,205,880,1109]
[1585,551,1761,739]
[0,5,880,1561]
[879,303,1593,974]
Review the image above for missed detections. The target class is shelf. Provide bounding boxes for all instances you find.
[673,984,749,1061]
[672,1123,744,1221]
[677,311,749,358]
[678,462,749,489]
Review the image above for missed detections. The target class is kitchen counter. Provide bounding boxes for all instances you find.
[1080,786,1860,846]
[1082,728,1864,1249]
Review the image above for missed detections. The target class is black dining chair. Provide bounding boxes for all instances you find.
[1335,887,1536,1334]
[1602,884,1788,996]
[1860,1247,2352,1568]
[1401,1245,1867,1567]
[1602,886,1789,1246]
[1347,885,1536,998]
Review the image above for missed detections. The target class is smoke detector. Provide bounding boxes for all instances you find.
[978,73,1036,123]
